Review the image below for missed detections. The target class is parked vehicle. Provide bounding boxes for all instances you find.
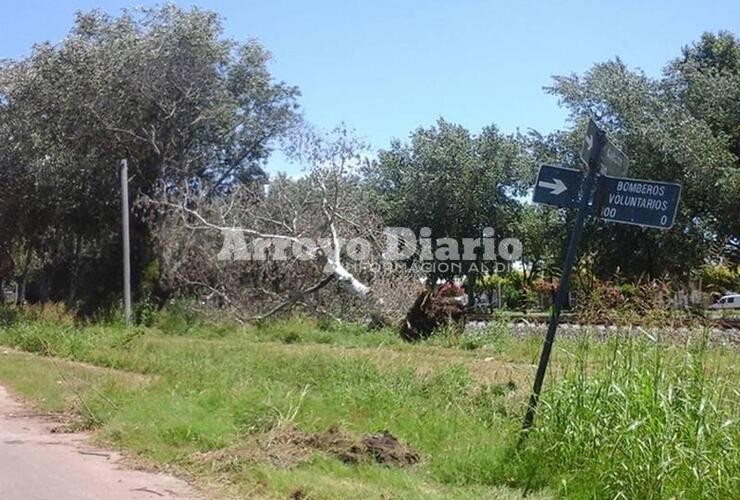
[708,294,740,310]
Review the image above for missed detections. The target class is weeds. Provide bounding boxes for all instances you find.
[510,334,739,498]
[0,313,737,499]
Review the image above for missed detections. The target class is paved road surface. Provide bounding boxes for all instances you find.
[0,385,201,500]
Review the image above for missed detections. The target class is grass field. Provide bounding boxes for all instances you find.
[0,308,738,499]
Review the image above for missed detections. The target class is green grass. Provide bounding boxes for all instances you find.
[0,309,737,499]
[511,337,740,498]
[0,348,149,428]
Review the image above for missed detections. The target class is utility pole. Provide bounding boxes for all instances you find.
[521,126,606,433]
[120,159,132,326]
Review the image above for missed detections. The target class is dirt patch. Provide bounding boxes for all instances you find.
[268,425,365,466]
[289,489,307,500]
[361,431,419,466]
[199,425,419,471]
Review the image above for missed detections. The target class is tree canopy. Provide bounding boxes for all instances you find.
[0,6,300,309]
[0,6,737,313]
[541,31,740,279]
[364,118,532,278]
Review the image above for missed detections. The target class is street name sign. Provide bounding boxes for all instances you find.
[580,118,630,176]
[532,164,583,209]
[594,175,681,229]
[524,117,683,433]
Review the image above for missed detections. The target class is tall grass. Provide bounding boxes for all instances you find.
[0,306,737,498]
[509,335,739,499]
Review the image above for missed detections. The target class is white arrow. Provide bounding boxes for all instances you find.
[584,133,593,151]
[538,178,567,195]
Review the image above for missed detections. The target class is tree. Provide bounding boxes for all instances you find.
[0,6,300,310]
[148,127,421,324]
[364,118,532,282]
[667,32,740,248]
[544,33,740,280]
[513,204,562,282]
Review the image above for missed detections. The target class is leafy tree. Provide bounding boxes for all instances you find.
[667,32,740,244]
[544,32,740,280]
[0,6,300,309]
[513,204,562,282]
[364,118,532,280]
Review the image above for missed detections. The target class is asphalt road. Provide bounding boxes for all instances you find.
[0,385,200,500]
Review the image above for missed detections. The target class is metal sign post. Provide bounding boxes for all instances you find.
[121,159,132,326]
[522,118,683,434]
[521,121,606,433]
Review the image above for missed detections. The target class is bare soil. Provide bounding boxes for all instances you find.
[200,424,419,471]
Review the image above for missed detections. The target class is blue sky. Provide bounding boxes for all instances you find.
[2,1,739,173]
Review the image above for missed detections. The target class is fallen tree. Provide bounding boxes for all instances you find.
[145,127,422,326]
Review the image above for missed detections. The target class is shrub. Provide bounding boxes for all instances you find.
[696,264,740,294]
[152,300,204,335]
[14,303,77,326]
[0,305,18,327]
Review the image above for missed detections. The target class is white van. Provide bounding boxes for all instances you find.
[709,294,740,310]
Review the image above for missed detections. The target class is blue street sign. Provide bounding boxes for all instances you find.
[532,164,583,209]
[595,175,681,229]
[523,117,681,434]
[580,118,630,176]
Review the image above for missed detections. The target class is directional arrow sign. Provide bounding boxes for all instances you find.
[538,178,567,195]
[580,118,630,176]
[532,164,583,209]
[594,175,682,229]
[523,118,679,434]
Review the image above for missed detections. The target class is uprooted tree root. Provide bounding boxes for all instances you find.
[198,425,420,471]
[400,289,466,341]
